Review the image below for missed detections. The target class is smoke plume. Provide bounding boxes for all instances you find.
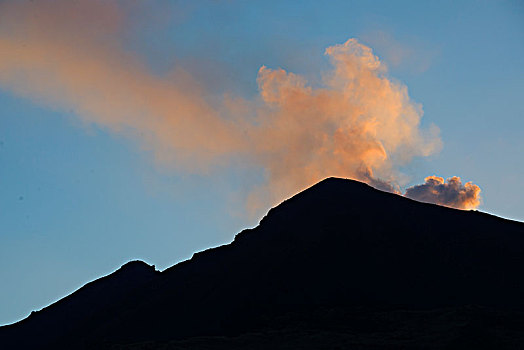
[0,1,245,171]
[405,176,481,209]
[0,1,480,213]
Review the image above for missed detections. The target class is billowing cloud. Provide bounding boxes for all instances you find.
[405,176,481,209]
[245,39,441,210]
[0,1,447,213]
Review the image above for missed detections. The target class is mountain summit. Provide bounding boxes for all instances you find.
[2,178,524,349]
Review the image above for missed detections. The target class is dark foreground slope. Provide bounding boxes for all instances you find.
[2,178,524,349]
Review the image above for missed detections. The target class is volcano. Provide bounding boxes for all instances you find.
[2,178,524,349]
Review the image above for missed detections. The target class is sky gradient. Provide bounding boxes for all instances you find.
[1,0,523,325]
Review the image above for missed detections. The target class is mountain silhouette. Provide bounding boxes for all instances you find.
[2,177,524,349]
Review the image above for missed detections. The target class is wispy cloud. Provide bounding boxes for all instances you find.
[1,1,480,214]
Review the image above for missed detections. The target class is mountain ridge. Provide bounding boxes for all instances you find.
[2,177,524,349]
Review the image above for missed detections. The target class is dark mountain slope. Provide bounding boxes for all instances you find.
[0,260,159,347]
[2,177,524,349]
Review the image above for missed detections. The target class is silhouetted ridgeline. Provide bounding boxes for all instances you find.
[2,178,524,349]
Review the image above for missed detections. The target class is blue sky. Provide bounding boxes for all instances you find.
[1,0,523,325]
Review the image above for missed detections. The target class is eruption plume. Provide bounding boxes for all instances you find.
[0,1,480,212]
[405,176,481,210]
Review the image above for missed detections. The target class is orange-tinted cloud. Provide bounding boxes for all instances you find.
[0,1,246,172]
[405,176,481,209]
[247,39,440,210]
[0,1,445,214]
